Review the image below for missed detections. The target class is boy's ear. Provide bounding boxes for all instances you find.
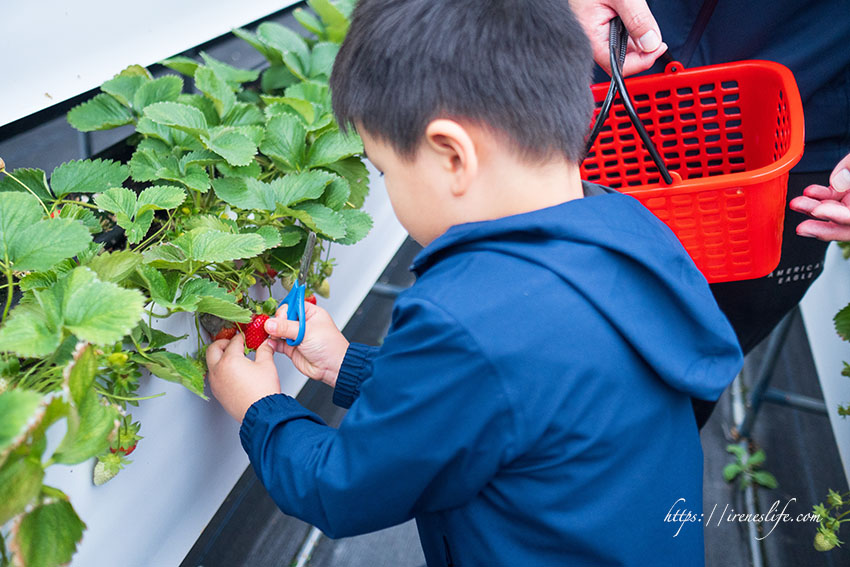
[424,119,479,196]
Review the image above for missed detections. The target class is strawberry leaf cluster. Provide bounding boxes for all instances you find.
[0,2,365,565]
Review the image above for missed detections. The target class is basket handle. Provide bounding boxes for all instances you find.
[585,17,674,186]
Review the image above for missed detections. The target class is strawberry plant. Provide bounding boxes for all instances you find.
[0,2,366,565]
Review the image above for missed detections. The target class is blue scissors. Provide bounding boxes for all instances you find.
[277,231,317,346]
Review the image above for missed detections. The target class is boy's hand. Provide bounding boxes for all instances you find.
[264,303,349,389]
[206,333,282,422]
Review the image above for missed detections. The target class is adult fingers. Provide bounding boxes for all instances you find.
[810,201,850,225]
[797,219,850,242]
[829,153,850,193]
[265,316,302,341]
[789,195,823,216]
[611,0,663,53]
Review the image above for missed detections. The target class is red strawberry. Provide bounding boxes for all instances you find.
[213,326,238,341]
[306,294,317,305]
[238,314,270,350]
[265,264,278,279]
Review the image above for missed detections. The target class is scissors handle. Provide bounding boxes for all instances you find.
[277,284,306,346]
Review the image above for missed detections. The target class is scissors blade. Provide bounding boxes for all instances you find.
[297,231,317,286]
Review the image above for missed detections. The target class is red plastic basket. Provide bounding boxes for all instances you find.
[581,60,805,283]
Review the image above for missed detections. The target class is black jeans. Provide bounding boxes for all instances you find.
[693,170,831,429]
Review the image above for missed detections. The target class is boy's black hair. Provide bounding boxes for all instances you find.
[330,0,594,163]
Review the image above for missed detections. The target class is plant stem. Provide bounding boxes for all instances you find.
[1,170,50,215]
[2,257,14,321]
[95,388,166,402]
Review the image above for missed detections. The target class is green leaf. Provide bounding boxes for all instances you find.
[233,28,280,65]
[213,171,333,210]
[336,208,373,244]
[142,243,190,271]
[307,0,350,42]
[747,449,766,468]
[52,390,120,465]
[129,148,211,193]
[0,303,61,357]
[322,174,350,210]
[141,351,207,399]
[278,226,304,247]
[134,264,179,306]
[283,51,309,81]
[67,93,135,132]
[751,470,778,490]
[183,214,235,233]
[0,457,44,525]
[725,443,747,461]
[50,158,130,198]
[0,390,44,464]
[12,499,86,567]
[43,267,146,346]
[58,203,103,234]
[144,101,208,137]
[199,52,260,88]
[161,56,200,77]
[94,186,136,221]
[133,75,184,111]
[285,81,332,110]
[307,129,363,168]
[286,202,346,239]
[261,65,300,92]
[85,250,143,284]
[257,22,310,67]
[262,96,316,124]
[246,225,283,249]
[222,103,265,127]
[309,42,340,79]
[201,127,258,166]
[101,74,147,108]
[195,297,253,322]
[0,167,53,202]
[216,160,262,178]
[177,93,221,127]
[835,304,850,341]
[293,8,325,38]
[1,192,91,272]
[260,113,307,171]
[722,463,742,483]
[136,185,186,215]
[66,344,97,408]
[173,229,268,262]
[195,66,236,118]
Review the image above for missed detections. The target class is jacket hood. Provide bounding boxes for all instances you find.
[411,185,742,401]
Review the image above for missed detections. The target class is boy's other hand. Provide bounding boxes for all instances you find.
[264,303,349,389]
[570,0,668,76]
[791,152,850,241]
[206,333,282,422]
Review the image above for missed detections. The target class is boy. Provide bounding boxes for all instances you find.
[205,1,743,565]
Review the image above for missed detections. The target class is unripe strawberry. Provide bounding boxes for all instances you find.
[316,279,331,298]
[814,532,837,552]
[107,352,129,366]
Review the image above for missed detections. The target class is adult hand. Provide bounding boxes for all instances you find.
[264,302,349,389]
[206,333,282,422]
[790,153,850,241]
[569,0,668,76]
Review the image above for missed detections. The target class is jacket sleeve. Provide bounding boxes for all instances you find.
[332,343,380,409]
[239,296,517,539]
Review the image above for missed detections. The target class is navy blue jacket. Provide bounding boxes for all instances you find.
[240,188,743,566]
[646,0,850,172]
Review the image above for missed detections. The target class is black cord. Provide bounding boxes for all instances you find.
[585,23,627,154]
[585,17,673,185]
